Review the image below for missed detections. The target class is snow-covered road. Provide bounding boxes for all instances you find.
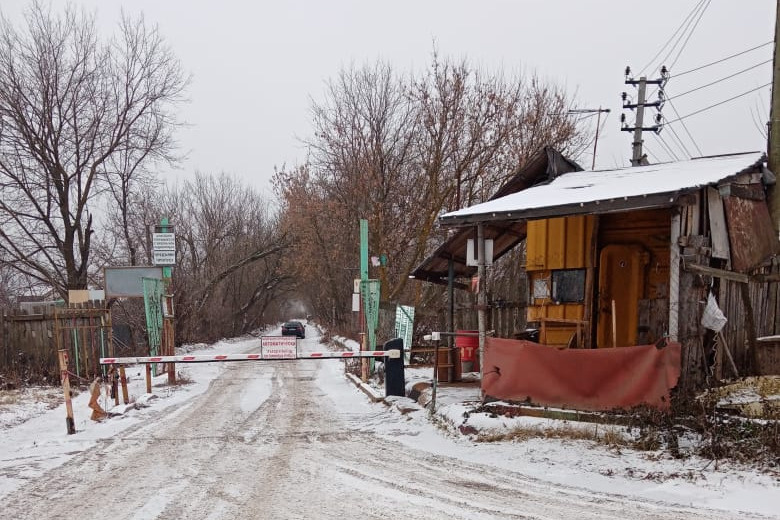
[0,326,776,519]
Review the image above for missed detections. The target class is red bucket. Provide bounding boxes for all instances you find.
[456,330,479,372]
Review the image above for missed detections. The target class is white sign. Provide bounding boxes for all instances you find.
[153,232,176,251]
[153,250,176,266]
[261,336,297,359]
[466,239,494,267]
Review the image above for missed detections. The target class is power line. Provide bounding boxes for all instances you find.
[667,0,712,70]
[662,118,692,159]
[661,110,694,158]
[662,131,688,160]
[643,143,662,163]
[666,59,772,101]
[665,83,772,124]
[642,0,713,109]
[673,41,772,77]
[638,0,708,77]
[646,139,669,163]
[665,100,704,156]
[654,133,681,161]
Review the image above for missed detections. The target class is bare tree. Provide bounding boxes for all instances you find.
[275,55,590,332]
[0,2,187,298]
[157,173,290,344]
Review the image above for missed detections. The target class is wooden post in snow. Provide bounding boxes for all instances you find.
[58,349,76,435]
[145,363,152,395]
[120,365,129,404]
[430,338,439,415]
[360,332,368,383]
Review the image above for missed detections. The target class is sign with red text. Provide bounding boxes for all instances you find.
[261,336,297,359]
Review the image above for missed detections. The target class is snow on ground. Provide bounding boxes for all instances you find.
[1,328,778,517]
[329,334,779,517]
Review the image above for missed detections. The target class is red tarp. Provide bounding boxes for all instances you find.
[481,338,681,411]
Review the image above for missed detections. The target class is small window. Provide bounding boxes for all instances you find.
[551,269,586,303]
[533,278,550,299]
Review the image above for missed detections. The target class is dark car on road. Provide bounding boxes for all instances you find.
[281,321,305,339]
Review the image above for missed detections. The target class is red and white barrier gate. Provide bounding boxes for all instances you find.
[100,349,400,366]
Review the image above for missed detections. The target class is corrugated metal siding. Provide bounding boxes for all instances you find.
[722,195,778,272]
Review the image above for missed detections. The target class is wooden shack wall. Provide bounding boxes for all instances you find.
[718,267,780,376]
[676,183,780,385]
[526,216,594,346]
[598,209,671,346]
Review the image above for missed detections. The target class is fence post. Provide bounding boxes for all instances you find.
[58,349,76,435]
[120,365,129,404]
[145,363,152,394]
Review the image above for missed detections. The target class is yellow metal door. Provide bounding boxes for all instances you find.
[597,244,648,348]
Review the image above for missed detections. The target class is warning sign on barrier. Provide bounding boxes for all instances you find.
[261,336,297,359]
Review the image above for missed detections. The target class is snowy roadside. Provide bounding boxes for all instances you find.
[0,335,261,500]
[330,335,779,517]
[0,331,778,517]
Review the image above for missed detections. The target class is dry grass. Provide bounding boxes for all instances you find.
[0,386,65,429]
[0,389,21,406]
[475,422,633,448]
[170,371,193,386]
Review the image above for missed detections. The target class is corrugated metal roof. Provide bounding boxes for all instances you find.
[440,151,766,226]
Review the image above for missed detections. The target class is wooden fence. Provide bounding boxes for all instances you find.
[718,267,780,377]
[0,301,112,386]
[453,300,527,339]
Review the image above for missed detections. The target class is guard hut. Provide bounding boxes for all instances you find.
[415,148,780,407]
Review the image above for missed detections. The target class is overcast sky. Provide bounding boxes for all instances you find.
[1,1,775,197]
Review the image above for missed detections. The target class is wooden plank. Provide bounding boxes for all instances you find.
[582,215,599,349]
[683,195,700,235]
[685,263,749,283]
[637,298,668,345]
[707,187,731,261]
[669,212,681,342]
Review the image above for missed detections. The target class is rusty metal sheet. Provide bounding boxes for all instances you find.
[722,195,778,272]
[482,337,681,411]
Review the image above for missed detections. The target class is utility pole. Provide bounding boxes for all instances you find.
[621,66,668,166]
[477,223,486,400]
[768,0,780,237]
[569,108,611,169]
[359,219,369,382]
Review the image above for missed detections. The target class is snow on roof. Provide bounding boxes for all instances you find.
[441,152,765,222]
